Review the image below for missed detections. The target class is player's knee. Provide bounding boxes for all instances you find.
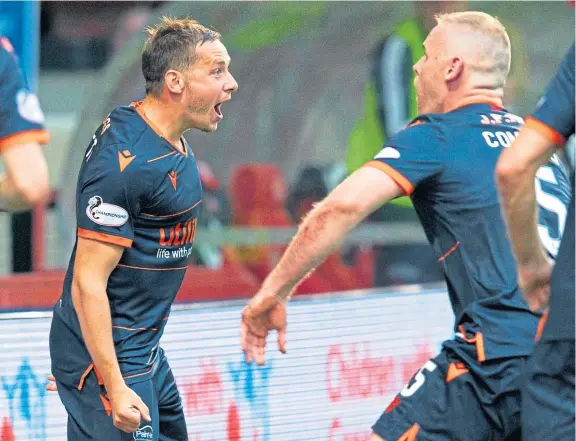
[368,432,387,441]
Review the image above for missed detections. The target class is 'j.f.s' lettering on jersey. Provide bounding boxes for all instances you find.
[366,101,571,360]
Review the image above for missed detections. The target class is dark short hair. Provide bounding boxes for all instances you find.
[142,17,221,95]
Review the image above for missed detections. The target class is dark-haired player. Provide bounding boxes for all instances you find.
[49,17,237,440]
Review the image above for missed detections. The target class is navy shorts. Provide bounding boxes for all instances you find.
[372,336,525,441]
[522,339,575,441]
[54,352,187,441]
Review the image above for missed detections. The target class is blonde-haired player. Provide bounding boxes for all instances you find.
[241,12,570,441]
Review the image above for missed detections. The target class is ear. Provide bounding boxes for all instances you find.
[164,70,185,94]
[445,57,464,82]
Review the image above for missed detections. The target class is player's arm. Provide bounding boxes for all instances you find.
[0,39,50,211]
[0,142,49,211]
[242,120,442,365]
[263,166,404,300]
[496,44,574,311]
[72,237,125,394]
[71,142,151,431]
[72,236,151,432]
[496,126,556,268]
[241,167,403,365]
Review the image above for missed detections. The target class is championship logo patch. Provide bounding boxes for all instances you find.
[133,425,153,441]
[86,196,129,227]
[16,89,45,124]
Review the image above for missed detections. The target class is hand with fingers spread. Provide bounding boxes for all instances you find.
[241,291,288,366]
[109,385,151,433]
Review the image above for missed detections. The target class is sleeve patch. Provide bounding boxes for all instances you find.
[86,196,129,227]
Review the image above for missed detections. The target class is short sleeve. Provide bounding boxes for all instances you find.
[76,145,142,248]
[0,37,49,152]
[527,44,575,144]
[364,119,444,195]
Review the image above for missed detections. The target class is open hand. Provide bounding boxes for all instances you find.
[241,292,287,366]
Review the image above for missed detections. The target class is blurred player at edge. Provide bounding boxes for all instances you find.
[496,43,575,441]
[241,12,571,441]
[0,36,50,211]
[48,17,237,440]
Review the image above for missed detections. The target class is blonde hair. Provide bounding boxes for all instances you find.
[435,11,511,89]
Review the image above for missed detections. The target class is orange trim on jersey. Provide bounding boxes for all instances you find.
[476,333,486,362]
[94,366,104,386]
[364,160,414,195]
[438,241,460,262]
[77,363,95,391]
[77,228,133,248]
[100,394,113,416]
[385,396,401,414]
[397,424,420,441]
[0,129,50,152]
[141,200,202,218]
[535,310,549,341]
[458,326,486,362]
[525,117,566,146]
[131,101,188,157]
[117,263,188,271]
[124,367,153,380]
[112,325,158,332]
[446,362,469,383]
[147,151,177,163]
[448,97,504,112]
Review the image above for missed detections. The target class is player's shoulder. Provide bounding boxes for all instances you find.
[98,103,149,147]
[387,114,446,148]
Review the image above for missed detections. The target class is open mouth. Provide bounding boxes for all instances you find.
[214,103,223,117]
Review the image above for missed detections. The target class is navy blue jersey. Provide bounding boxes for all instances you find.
[529,44,575,341]
[0,36,49,152]
[366,101,570,359]
[53,102,202,382]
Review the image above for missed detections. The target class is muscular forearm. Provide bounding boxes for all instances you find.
[72,279,125,394]
[262,201,364,299]
[497,167,548,267]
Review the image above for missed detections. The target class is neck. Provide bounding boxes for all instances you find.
[443,89,504,113]
[139,95,187,151]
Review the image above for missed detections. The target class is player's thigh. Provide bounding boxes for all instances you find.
[57,373,160,441]
[522,339,575,441]
[154,355,188,441]
[372,351,494,441]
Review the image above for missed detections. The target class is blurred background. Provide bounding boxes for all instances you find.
[0,2,573,440]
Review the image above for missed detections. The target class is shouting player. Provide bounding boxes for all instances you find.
[240,12,570,441]
[496,43,575,441]
[49,17,238,440]
[0,36,50,211]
